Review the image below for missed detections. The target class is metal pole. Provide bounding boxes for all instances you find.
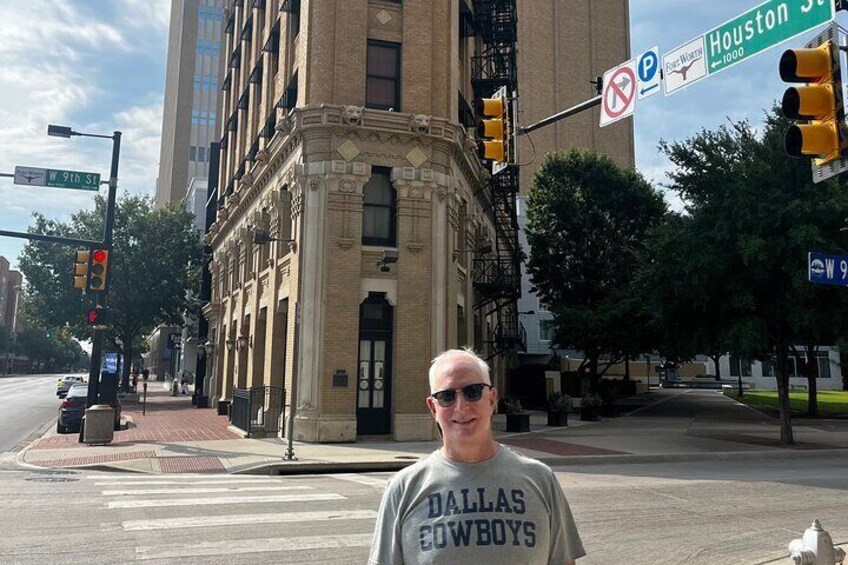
[82,132,121,439]
[517,95,602,136]
[284,195,306,461]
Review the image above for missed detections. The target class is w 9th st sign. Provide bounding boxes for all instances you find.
[809,252,848,286]
[664,0,835,95]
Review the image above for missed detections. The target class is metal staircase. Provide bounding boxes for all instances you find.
[470,0,524,358]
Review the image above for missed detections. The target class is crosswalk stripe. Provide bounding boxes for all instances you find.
[135,533,373,560]
[101,485,312,496]
[94,478,280,486]
[107,492,345,509]
[122,509,379,531]
[87,474,279,480]
[332,473,389,489]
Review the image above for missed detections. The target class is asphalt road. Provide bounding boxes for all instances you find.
[0,373,67,453]
[0,455,844,564]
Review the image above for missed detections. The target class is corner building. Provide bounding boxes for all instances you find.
[205,0,620,442]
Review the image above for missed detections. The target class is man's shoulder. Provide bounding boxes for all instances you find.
[498,444,555,476]
[386,450,442,488]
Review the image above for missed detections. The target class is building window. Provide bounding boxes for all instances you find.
[816,351,832,379]
[366,41,400,110]
[761,359,774,377]
[539,320,555,342]
[362,167,396,246]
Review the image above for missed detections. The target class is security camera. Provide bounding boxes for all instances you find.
[379,264,391,273]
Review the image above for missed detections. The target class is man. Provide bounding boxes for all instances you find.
[369,348,584,564]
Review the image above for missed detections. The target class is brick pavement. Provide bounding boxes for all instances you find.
[30,387,239,451]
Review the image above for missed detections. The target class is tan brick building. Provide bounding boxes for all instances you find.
[204,0,631,442]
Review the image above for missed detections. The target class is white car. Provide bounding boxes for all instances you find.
[56,375,85,397]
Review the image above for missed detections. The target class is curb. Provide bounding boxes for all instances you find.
[234,459,420,475]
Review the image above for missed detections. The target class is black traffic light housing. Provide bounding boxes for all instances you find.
[86,248,109,293]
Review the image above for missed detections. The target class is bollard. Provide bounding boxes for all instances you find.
[788,519,846,565]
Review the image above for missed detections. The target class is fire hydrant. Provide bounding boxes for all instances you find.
[788,519,845,565]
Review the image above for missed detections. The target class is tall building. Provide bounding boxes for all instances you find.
[202,0,630,443]
[0,256,22,334]
[149,0,226,380]
[516,1,635,363]
[156,0,226,207]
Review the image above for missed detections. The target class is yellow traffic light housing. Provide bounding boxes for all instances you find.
[87,248,109,293]
[73,249,89,290]
[475,90,511,164]
[780,41,845,165]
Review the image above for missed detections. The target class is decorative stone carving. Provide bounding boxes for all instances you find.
[406,148,427,169]
[308,177,321,191]
[342,105,364,127]
[338,139,361,161]
[407,242,423,254]
[410,114,431,134]
[339,179,357,193]
[241,171,253,188]
[376,9,392,25]
[276,111,293,134]
[337,237,354,250]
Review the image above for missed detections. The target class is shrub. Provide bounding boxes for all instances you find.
[548,392,571,412]
[503,397,524,414]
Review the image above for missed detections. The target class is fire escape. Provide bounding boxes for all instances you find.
[470,0,524,359]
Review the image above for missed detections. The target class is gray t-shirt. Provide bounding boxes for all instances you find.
[369,445,585,564]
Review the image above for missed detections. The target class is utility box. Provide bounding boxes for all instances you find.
[83,405,115,445]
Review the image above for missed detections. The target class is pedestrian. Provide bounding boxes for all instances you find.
[180,372,189,395]
[369,348,585,564]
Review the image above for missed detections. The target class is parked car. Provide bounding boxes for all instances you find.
[56,384,122,433]
[56,375,85,397]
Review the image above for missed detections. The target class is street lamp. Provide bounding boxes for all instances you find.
[49,124,122,417]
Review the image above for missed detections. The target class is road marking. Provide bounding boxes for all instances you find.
[101,485,312,496]
[122,509,379,531]
[332,473,389,489]
[107,492,345,509]
[135,533,373,560]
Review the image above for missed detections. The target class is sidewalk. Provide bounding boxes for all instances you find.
[18,387,848,474]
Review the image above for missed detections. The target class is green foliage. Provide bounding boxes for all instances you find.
[547,392,571,412]
[525,149,668,385]
[731,390,848,417]
[17,193,202,377]
[502,397,523,414]
[580,393,603,409]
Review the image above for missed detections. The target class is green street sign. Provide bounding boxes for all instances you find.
[664,0,835,96]
[706,0,834,74]
[14,166,101,191]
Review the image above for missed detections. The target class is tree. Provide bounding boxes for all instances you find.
[659,108,848,443]
[18,193,202,391]
[525,150,668,390]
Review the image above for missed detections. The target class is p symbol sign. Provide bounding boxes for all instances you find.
[637,45,661,100]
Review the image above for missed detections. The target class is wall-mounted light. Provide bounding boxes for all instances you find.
[237,335,249,350]
[377,249,398,273]
[225,339,235,352]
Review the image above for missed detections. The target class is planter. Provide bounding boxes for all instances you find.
[580,405,601,421]
[505,412,531,433]
[547,410,568,427]
[217,399,231,416]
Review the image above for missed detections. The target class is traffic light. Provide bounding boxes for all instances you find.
[44,326,52,340]
[475,87,511,164]
[779,38,845,165]
[85,308,109,326]
[73,249,89,290]
[86,248,109,292]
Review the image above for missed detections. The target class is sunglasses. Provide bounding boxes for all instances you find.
[431,383,493,407]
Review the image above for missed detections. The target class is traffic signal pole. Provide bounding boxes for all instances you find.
[517,95,601,136]
[84,131,121,415]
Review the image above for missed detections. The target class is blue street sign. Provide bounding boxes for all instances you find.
[808,252,848,286]
[637,46,661,100]
[102,352,118,373]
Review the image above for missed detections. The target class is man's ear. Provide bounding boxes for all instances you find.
[426,396,437,417]
[490,387,498,411]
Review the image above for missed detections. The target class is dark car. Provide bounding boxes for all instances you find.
[57,385,122,433]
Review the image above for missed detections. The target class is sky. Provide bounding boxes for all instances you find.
[0,0,845,270]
